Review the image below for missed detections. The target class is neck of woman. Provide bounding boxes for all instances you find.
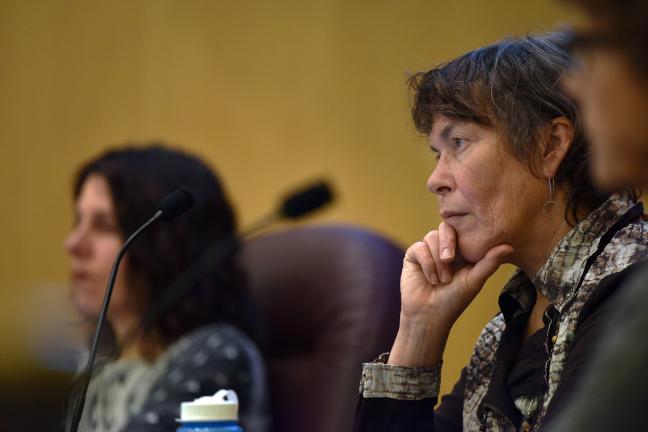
[109,314,165,362]
[513,196,571,280]
[516,214,568,340]
[512,194,572,340]
[119,334,164,362]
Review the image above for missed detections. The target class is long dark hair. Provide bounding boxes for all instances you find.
[73,144,259,352]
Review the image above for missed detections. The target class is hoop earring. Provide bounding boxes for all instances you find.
[543,178,557,217]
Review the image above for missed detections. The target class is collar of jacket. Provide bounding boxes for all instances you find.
[498,193,642,323]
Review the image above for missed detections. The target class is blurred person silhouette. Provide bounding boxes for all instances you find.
[544,1,648,430]
[63,145,269,432]
[354,32,648,431]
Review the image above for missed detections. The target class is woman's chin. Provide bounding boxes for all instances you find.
[72,294,101,320]
[457,239,491,264]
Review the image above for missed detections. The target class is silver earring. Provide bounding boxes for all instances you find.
[543,178,557,217]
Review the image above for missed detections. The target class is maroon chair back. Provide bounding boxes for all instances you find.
[241,225,403,432]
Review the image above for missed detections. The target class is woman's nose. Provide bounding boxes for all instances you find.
[427,158,453,195]
[65,226,90,257]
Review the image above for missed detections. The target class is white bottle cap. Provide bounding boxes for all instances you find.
[179,389,239,422]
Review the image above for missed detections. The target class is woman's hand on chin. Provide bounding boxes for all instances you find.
[388,221,513,367]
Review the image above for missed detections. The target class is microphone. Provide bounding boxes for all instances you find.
[67,188,195,432]
[157,187,195,221]
[139,179,334,331]
[279,181,333,219]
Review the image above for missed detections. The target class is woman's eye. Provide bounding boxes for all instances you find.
[94,218,118,233]
[453,137,468,150]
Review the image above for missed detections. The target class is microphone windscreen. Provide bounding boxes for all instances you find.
[280,181,334,219]
[156,187,195,221]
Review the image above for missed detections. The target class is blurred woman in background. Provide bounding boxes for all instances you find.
[545,0,648,430]
[64,144,269,432]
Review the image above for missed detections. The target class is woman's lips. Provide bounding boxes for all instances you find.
[71,270,90,282]
[440,210,469,220]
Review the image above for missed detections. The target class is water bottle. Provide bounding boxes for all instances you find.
[176,389,243,432]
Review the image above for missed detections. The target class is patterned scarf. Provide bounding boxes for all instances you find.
[462,194,648,431]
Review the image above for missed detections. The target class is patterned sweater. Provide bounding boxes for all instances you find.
[68,324,270,432]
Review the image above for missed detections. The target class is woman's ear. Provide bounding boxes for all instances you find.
[541,116,574,179]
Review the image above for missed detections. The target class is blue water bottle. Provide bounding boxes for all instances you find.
[176,389,243,432]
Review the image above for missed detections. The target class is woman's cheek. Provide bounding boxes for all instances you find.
[455,201,502,263]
